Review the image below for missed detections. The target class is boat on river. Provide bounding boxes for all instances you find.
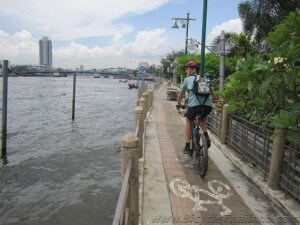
[128,83,139,89]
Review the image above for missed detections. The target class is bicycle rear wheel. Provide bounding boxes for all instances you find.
[196,133,208,177]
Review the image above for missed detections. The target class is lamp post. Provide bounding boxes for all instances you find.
[199,0,208,76]
[171,12,196,55]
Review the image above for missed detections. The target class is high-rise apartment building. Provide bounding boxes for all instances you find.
[39,37,52,67]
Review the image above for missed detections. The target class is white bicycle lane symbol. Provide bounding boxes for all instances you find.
[170,179,233,216]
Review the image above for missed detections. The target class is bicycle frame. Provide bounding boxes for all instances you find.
[177,106,208,177]
[191,116,203,150]
[191,115,208,177]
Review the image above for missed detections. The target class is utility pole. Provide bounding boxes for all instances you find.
[188,29,236,91]
[219,30,225,91]
[185,12,190,55]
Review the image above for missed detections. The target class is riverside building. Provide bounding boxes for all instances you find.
[39,37,52,67]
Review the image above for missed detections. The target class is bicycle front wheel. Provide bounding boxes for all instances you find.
[196,133,208,177]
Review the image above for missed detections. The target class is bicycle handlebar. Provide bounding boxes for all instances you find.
[176,105,186,109]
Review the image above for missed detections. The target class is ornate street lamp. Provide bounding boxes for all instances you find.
[171,20,179,29]
[171,12,196,55]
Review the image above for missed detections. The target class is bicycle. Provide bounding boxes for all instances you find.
[177,105,208,178]
[192,114,208,177]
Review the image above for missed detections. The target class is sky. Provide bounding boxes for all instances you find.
[0,0,243,69]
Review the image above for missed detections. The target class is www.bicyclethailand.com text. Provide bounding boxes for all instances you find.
[152,215,298,224]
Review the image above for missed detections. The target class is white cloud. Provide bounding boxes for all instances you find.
[0,0,170,40]
[0,30,39,64]
[207,18,243,45]
[0,29,172,69]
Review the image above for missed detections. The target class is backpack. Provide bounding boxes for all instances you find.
[191,75,212,105]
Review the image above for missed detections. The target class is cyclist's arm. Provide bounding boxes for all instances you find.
[177,78,187,106]
[211,89,218,103]
[177,89,185,106]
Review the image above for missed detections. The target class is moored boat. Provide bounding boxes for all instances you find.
[128,83,139,89]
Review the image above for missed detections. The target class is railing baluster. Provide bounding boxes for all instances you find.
[112,159,132,225]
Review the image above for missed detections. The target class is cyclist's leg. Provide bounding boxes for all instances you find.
[198,119,211,148]
[198,118,208,132]
[197,105,212,148]
[184,107,197,154]
[185,118,192,143]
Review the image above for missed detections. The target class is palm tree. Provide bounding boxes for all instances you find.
[211,32,237,46]
[211,32,254,58]
[238,0,299,52]
[229,33,254,59]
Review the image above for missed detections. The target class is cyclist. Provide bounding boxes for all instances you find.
[176,61,217,155]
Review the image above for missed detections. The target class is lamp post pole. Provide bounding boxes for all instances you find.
[200,0,208,76]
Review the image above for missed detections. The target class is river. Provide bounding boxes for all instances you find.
[0,76,139,225]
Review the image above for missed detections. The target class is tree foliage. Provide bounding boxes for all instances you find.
[160,50,185,77]
[238,0,299,52]
[174,53,237,81]
[229,33,255,58]
[221,10,300,143]
[174,54,199,77]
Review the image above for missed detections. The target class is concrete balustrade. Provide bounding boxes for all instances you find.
[268,129,287,190]
[142,93,149,118]
[139,97,146,121]
[134,106,144,158]
[220,104,229,144]
[120,133,139,224]
[137,84,148,106]
[144,91,150,112]
[146,90,152,111]
[117,82,158,224]
[149,90,154,110]
[153,80,162,90]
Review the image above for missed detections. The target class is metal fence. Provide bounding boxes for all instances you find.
[226,114,274,179]
[279,140,300,202]
[206,108,222,138]
[208,110,300,202]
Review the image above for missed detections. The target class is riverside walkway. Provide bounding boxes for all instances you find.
[141,83,295,225]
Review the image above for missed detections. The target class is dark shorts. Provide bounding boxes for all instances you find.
[186,105,212,121]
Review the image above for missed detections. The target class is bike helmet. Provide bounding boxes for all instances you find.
[185,60,199,68]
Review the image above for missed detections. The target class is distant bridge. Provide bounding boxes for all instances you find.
[99,68,134,75]
[14,67,135,77]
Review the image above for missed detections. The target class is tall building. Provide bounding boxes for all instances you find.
[80,65,84,71]
[39,37,52,67]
